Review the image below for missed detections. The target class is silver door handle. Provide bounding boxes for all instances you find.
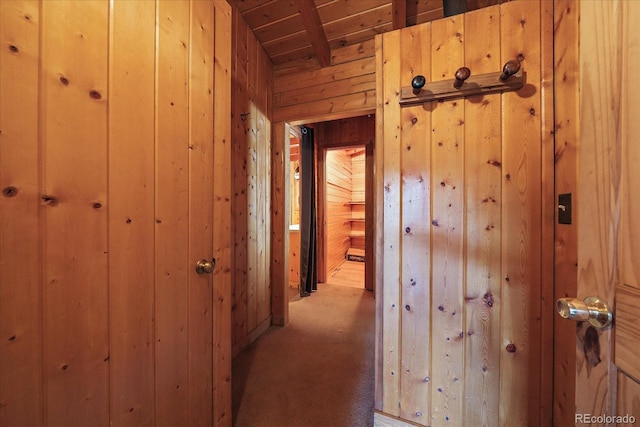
[556,296,613,328]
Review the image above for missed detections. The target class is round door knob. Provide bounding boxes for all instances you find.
[500,59,521,80]
[453,66,471,88]
[556,296,613,328]
[195,258,216,274]
[411,75,426,94]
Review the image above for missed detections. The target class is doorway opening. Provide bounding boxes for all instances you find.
[321,145,366,289]
[285,115,375,302]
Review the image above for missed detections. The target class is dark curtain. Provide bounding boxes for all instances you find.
[299,126,317,296]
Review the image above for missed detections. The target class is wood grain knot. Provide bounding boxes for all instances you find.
[483,292,494,307]
[41,195,58,206]
[9,45,19,53]
[405,227,411,234]
[505,343,517,353]
[92,202,102,209]
[517,53,525,61]
[59,76,70,86]
[89,90,102,100]
[2,186,18,197]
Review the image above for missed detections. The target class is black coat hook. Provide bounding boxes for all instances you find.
[411,75,426,94]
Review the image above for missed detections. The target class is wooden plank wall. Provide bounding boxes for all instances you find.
[351,151,366,250]
[273,40,376,124]
[375,2,553,426]
[325,149,353,275]
[572,0,640,424]
[617,10,640,423]
[231,7,273,355]
[270,121,290,325]
[0,1,232,425]
[574,0,621,420]
[552,0,579,425]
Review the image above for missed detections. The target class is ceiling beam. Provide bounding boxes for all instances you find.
[297,0,331,68]
[392,0,407,30]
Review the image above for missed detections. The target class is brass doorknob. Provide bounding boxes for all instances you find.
[556,296,613,328]
[195,258,216,274]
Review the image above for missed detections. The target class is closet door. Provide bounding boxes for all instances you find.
[375,2,553,426]
[0,1,232,425]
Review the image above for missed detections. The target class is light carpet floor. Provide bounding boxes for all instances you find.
[232,282,375,427]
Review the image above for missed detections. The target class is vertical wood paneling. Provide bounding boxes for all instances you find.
[271,121,290,326]
[1,2,232,425]
[375,33,385,410]
[575,0,621,420]
[246,29,259,333]
[325,149,352,274]
[262,46,273,324]
[380,28,402,417]
[398,24,431,424]
[231,6,274,348]
[155,1,190,424]
[41,1,110,424]
[365,141,375,292]
[377,2,551,426]
[619,0,640,309]
[351,151,365,201]
[430,15,465,427]
[463,7,501,425]
[499,2,542,425]
[232,7,249,348]
[255,43,269,325]
[552,1,579,424]
[108,1,156,424]
[539,2,555,424]
[0,1,42,424]
[212,4,233,424]
[188,1,215,424]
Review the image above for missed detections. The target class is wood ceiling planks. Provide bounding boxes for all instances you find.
[229,0,505,68]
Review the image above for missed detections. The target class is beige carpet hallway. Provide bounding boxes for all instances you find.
[232,282,375,427]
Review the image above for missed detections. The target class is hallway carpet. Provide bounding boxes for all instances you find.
[232,283,375,427]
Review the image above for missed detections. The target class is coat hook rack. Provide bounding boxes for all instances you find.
[399,59,525,107]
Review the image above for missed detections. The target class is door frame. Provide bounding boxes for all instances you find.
[271,112,375,326]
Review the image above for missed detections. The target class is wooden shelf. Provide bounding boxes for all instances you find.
[346,200,365,205]
[343,217,365,224]
[349,231,365,238]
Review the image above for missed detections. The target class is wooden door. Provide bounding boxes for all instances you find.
[565,1,640,424]
[0,1,232,426]
[374,2,554,426]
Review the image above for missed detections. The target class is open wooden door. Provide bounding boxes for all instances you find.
[556,1,640,425]
[374,2,554,426]
[0,1,232,425]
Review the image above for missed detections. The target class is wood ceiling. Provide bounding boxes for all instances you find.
[228,0,505,67]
